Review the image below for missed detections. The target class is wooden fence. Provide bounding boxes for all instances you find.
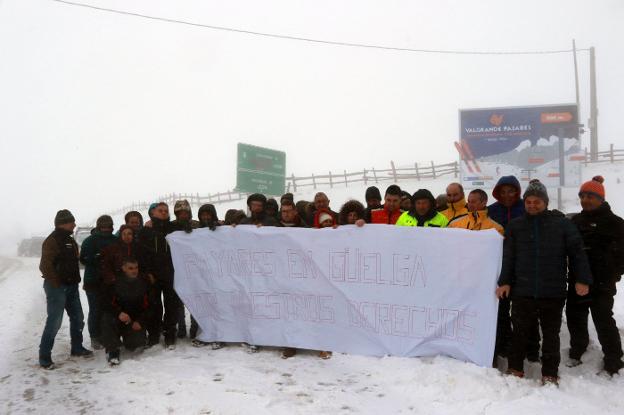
[584,144,624,165]
[105,145,624,217]
[104,160,459,216]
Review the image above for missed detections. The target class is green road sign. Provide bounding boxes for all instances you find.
[236,143,286,195]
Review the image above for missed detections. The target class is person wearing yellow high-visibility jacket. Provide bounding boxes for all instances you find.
[441,182,469,222]
[448,189,504,236]
[395,189,449,227]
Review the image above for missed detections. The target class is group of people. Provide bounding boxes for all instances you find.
[38,174,623,385]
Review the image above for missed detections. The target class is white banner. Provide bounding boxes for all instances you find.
[167,225,503,367]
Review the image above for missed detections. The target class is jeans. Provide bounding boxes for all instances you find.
[39,280,85,363]
[86,290,101,341]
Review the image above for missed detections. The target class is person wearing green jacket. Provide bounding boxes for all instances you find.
[396,189,449,227]
[79,215,118,350]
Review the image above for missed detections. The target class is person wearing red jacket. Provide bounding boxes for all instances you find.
[369,185,403,225]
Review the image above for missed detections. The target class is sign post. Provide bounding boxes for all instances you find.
[236,143,286,195]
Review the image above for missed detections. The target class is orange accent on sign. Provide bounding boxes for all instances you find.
[569,155,585,161]
[541,112,573,123]
[547,173,560,177]
[528,158,545,164]
[489,114,504,126]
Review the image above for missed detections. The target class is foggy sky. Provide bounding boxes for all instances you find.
[1,0,623,254]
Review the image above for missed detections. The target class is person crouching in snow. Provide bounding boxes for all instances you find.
[282,209,336,360]
[496,180,592,385]
[101,258,152,366]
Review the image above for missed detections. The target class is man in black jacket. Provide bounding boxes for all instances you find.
[278,199,307,228]
[496,180,592,385]
[100,258,152,365]
[238,194,278,352]
[239,193,279,227]
[567,176,624,375]
[138,202,180,349]
[38,210,93,369]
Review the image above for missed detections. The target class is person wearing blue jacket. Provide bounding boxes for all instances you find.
[79,215,118,351]
[488,175,540,364]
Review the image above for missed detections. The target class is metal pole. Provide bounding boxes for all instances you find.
[572,39,581,120]
[558,127,565,187]
[589,46,598,161]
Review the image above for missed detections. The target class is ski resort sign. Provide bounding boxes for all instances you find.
[168,225,502,367]
[457,104,582,189]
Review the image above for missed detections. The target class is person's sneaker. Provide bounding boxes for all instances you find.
[605,361,623,376]
[210,342,224,350]
[506,368,524,378]
[319,351,332,360]
[165,337,176,350]
[282,348,297,359]
[91,338,103,351]
[70,346,94,358]
[107,350,120,366]
[145,337,160,349]
[566,358,582,368]
[39,357,55,370]
[191,339,209,348]
[541,376,559,386]
[243,343,260,353]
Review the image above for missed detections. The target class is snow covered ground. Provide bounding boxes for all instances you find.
[0,256,623,414]
[2,162,624,414]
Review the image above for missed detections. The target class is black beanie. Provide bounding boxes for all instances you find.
[247,193,267,207]
[96,215,114,230]
[411,189,436,206]
[54,209,75,226]
[365,186,382,201]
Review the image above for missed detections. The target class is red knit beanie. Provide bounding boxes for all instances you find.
[579,176,605,200]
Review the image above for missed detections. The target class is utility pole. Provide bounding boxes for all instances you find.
[572,40,581,117]
[589,46,598,161]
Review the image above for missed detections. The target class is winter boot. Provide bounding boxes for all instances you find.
[566,358,582,368]
[191,339,209,348]
[210,342,224,350]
